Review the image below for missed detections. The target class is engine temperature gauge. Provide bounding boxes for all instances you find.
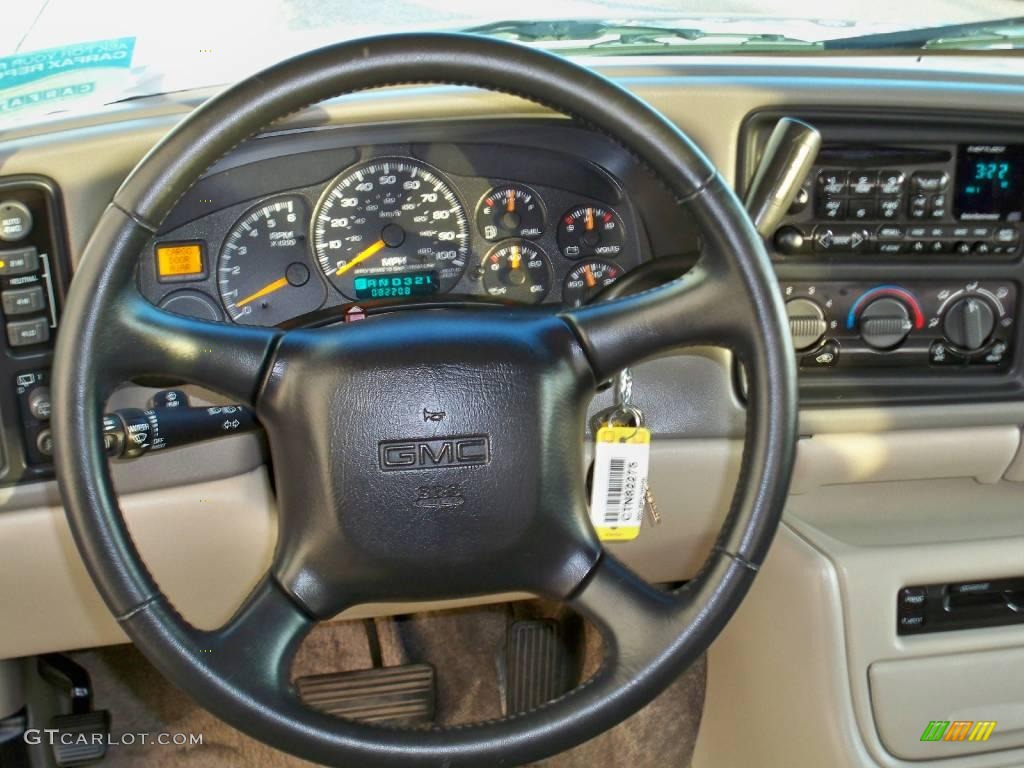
[557,205,624,259]
[481,240,552,303]
[476,183,545,240]
[562,259,623,307]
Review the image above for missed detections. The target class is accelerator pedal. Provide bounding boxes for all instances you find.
[37,655,111,767]
[505,619,573,715]
[296,664,435,725]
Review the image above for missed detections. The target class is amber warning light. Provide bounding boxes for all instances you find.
[156,242,204,280]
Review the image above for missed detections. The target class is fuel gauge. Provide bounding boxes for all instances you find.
[562,259,623,307]
[476,184,545,240]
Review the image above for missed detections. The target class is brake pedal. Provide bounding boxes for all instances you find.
[37,655,111,767]
[505,619,573,715]
[296,663,435,725]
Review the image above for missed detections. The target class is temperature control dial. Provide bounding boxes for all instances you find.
[785,298,827,351]
[859,297,913,350]
[944,297,995,351]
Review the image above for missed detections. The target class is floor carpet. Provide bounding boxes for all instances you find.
[68,604,705,767]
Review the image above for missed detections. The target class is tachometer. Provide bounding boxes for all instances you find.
[218,196,326,325]
[312,158,469,299]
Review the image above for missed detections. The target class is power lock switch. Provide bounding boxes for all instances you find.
[103,404,258,460]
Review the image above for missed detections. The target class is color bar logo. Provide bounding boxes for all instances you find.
[921,721,997,742]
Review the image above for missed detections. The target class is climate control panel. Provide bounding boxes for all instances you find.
[781,280,1016,372]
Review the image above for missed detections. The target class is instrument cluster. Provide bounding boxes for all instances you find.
[146,152,646,327]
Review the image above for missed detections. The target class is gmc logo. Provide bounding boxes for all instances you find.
[378,435,490,472]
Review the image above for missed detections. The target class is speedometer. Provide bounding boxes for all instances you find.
[312,158,469,300]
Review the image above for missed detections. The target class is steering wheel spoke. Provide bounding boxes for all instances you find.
[106,282,281,405]
[561,259,751,380]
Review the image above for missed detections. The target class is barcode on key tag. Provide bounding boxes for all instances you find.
[589,425,651,542]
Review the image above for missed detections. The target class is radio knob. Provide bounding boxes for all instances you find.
[774,226,806,255]
[786,297,827,351]
[859,297,913,350]
[944,296,995,351]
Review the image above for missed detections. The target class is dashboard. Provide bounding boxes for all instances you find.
[137,123,698,327]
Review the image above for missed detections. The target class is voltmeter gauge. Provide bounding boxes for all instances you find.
[562,259,623,307]
[476,183,545,240]
[557,205,624,260]
[218,196,325,325]
[481,240,552,303]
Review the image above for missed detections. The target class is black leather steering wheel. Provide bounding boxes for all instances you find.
[52,33,796,767]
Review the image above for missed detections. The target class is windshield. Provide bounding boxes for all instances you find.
[3,0,1023,127]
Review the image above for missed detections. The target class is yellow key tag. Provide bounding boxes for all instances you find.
[589,425,651,542]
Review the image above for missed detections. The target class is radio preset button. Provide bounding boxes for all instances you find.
[816,196,846,220]
[878,197,901,219]
[879,170,905,195]
[817,170,847,195]
[849,199,876,221]
[849,172,878,196]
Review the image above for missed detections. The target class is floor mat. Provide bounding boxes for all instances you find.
[69,606,705,767]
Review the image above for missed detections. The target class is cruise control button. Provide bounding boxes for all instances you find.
[912,170,949,192]
[0,246,38,276]
[849,171,877,196]
[0,201,32,242]
[817,170,847,195]
[879,170,905,195]
[6,316,49,347]
[1,285,45,315]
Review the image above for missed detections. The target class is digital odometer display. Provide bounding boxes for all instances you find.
[354,273,437,299]
[955,144,1024,221]
[312,157,469,299]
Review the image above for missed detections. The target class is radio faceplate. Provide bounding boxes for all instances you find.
[772,144,1022,261]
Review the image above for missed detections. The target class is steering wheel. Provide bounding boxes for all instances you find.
[52,33,796,767]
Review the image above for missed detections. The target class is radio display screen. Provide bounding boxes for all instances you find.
[955,144,1024,221]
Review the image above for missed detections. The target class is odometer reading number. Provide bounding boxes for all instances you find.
[312,158,469,299]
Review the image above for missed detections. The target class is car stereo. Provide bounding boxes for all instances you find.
[770,143,1023,260]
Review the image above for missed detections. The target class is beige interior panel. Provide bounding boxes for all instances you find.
[692,523,874,768]
[789,427,1021,494]
[784,482,1024,768]
[870,647,1024,760]
[1004,429,1024,482]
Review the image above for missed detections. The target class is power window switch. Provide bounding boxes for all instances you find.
[2,285,45,315]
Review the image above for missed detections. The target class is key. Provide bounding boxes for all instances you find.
[643,483,661,526]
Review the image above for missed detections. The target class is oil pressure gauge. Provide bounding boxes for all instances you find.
[481,240,552,303]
